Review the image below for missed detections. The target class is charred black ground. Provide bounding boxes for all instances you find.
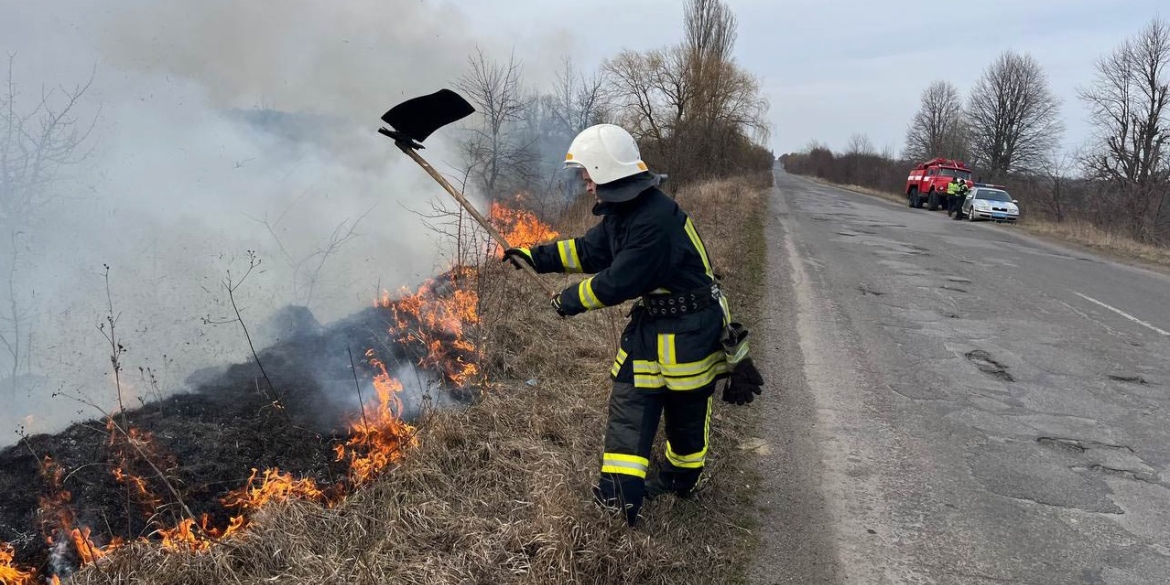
[0,287,470,576]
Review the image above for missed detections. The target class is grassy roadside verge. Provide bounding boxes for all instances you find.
[74,176,771,585]
[802,175,1170,271]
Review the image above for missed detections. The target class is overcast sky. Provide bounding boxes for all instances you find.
[456,0,1166,157]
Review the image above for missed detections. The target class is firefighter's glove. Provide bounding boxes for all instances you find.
[722,358,764,405]
[502,247,535,271]
[551,294,572,318]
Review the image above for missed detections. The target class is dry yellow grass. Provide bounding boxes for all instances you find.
[1018,218,1170,269]
[72,176,769,585]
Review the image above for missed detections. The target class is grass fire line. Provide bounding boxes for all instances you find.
[0,175,766,585]
[0,199,557,582]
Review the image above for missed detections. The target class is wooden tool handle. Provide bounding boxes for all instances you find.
[397,144,559,298]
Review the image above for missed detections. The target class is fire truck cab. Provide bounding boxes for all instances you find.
[905,158,973,211]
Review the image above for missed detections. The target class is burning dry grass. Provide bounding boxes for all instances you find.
[59,176,769,585]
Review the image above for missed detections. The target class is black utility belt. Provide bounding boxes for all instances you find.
[640,284,720,318]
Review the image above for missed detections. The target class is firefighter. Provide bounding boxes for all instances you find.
[502,124,765,526]
[948,176,969,219]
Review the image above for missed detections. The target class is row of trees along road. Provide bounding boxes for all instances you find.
[782,17,1170,245]
[452,0,773,213]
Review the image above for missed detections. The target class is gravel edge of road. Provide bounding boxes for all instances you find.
[745,175,843,585]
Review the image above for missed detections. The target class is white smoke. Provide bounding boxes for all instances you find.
[0,0,550,440]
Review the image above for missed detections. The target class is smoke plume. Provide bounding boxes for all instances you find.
[0,0,534,441]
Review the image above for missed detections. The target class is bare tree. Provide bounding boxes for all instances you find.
[0,56,96,395]
[904,81,968,162]
[1079,17,1170,189]
[604,49,669,144]
[966,51,1064,178]
[846,133,876,156]
[1077,18,1170,241]
[550,57,608,137]
[603,0,770,184]
[456,48,532,202]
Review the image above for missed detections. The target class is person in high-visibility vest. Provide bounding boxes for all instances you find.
[503,124,764,526]
[948,177,969,218]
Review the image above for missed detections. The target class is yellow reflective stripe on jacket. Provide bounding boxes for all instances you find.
[557,240,582,273]
[610,348,628,377]
[657,333,677,366]
[601,452,649,478]
[631,351,728,391]
[683,217,714,280]
[660,351,724,377]
[665,396,712,469]
[577,277,605,310]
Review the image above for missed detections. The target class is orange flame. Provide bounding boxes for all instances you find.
[156,518,210,553]
[67,528,122,565]
[107,420,169,518]
[490,198,559,254]
[335,353,419,486]
[0,543,35,585]
[380,267,481,388]
[0,199,555,577]
[221,468,326,512]
[155,513,248,553]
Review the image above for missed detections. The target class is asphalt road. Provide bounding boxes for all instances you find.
[750,167,1170,585]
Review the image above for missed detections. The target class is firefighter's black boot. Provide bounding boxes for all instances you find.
[594,473,645,526]
[647,468,702,500]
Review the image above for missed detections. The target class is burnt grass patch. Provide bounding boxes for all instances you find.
[0,299,468,575]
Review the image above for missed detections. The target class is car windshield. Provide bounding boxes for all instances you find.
[939,168,972,180]
[975,189,1012,202]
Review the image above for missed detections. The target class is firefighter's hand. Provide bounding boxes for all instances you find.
[722,358,764,405]
[550,294,571,317]
[502,247,535,271]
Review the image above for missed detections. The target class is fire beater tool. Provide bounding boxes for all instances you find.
[378,89,557,298]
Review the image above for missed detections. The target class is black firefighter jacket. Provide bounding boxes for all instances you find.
[528,186,732,392]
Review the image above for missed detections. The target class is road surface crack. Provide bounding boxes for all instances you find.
[1036,436,1134,453]
[1072,464,1164,486]
[1002,493,1124,515]
[1108,374,1149,385]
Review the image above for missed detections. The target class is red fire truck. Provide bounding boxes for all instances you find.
[905,158,973,211]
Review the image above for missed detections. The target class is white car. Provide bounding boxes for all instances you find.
[960,187,1019,223]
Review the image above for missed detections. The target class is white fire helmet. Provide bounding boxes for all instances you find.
[563,124,649,185]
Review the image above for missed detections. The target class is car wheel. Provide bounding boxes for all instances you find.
[967,209,976,222]
[928,191,940,211]
[907,189,917,208]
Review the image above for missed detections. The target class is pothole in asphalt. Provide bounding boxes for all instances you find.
[945,276,973,283]
[939,285,970,293]
[858,284,885,296]
[965,350,1014,381]
[1037,437,1087,454]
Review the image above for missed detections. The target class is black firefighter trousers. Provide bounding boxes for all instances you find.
[594,381,716,525]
